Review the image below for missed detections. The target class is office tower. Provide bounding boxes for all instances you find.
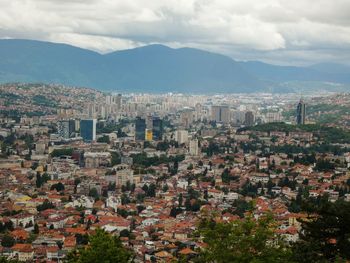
[179,109,195,128]
[68,119,76,137]
[135,117,146,141]
[244,111,254,126]
[87,104,98,118]
[106,94,122,109]
[58,120,70,139]
[145,129,153,141]
[146,115,153,129]
[296,99,306,125]
[232,111,246,125]
[189,139,199,156]
[80,119,97,142]
[116,94,122,110]
[58,119,76,139]
[175,130,189,144]
[211,105,230,123]
[152,117,163,141]
[266,112,282,123]
[195,103,203,121]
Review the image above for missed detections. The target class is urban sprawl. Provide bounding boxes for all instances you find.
[0,83,350,262]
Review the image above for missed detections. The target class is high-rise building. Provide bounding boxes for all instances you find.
[266,112,282,123]
[58,120,70,139]
[211,105,230,123]
[58,119,76,139]
[179,109,195,128]
[296,99,306,125]
[152,117,163,141]
[68,119,76,137]
[80,119,97,142]
[135,117,146,141]
[232,111,246,125]
[189,139,199,156]
[145,129,153,141]
[244,111,254,126]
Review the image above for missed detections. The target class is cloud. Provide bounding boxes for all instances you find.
[0,0,349,65]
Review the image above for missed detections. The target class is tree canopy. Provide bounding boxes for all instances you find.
[292,199,350,262]
[197,215,294,263]
[65,228,132,263]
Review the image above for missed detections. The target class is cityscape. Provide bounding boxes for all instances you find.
[0,83,349,262]
[1,1,350,263]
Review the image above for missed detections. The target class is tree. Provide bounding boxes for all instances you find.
[1,233,15,247]
[0,257,20,263]
[119,229,130,238]
[147,184,156,197]
[35,173,42,188]
[162,184,169,192]
[97,135,110,144]
[50,182,65,192]
[178,193,183,207]
[66,228,132,263]
[51,148,73,157]
[88,188,99,200]
[197,215,294,263]
[292,200,350,262]
[33,223,39,234]
[37,200,55,211]
[111,152,121,166]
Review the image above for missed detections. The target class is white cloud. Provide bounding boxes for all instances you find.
[0,0,349,64]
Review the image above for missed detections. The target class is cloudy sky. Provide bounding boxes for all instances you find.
[0,0,349,65]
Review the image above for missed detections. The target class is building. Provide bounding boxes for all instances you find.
[106,94,122,111]
[244,111,254,126]
[265,112,282,123]
[152,117,163,141]
[84,152,111,168]
[68,119,76,137]
[135,117,146,141]
[232,111,246,125]
[145,129,153,141]
[175,130,189,144]
[57,120,69,139]
[80,119,97,142]
[179,109,195,128]
[211,105,230,123]
[115,164,134,187]
[189,139,199,155]
[296,99,306,125]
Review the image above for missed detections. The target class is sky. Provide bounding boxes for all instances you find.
[0,0,349,65]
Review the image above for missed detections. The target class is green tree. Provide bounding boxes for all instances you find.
[50,182,65,192]
[33,223,39,234]
[0,256,20,263]
[88,188,99,200]
[36,200,55,211]
[197,215,294,263]
[65,228,132,263]
[292,200,350,262]
[1,233,15,247]
[97,135,110,144]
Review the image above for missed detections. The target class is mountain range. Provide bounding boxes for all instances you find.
[0,39,349,93]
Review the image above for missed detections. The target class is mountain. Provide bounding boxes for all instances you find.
[239,61,350,84]
[0,39,349,93]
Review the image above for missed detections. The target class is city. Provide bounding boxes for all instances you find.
[1,0,350,262]
[0,83,349,262]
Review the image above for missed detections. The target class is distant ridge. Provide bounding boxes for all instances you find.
[0,39,349,93]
